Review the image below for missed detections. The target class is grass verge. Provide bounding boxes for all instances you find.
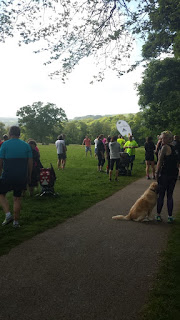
[140,211,180,320]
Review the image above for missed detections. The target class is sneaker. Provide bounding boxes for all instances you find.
[147,176,151,180]
[168,216,174,223]
[155,215,162,222]
[2,215,13,226]
[13,222,20,228]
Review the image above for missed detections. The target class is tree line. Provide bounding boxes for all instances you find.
[0,1,179,142]
[0,101,179,147]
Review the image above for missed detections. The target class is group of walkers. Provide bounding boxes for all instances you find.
[0,126,179,228]
[83,134,138,181]
[82,131,180,223]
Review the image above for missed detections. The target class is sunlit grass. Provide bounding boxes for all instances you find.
[0,144,146,255]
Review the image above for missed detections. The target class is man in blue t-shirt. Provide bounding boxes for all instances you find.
[0,126,33,228]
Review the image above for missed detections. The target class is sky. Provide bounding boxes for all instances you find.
[0,39,143,120]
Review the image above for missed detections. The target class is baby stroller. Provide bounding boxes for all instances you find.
[119,152,132,176]
[38,164,58,196]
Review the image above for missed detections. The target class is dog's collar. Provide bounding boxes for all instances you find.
[150,188,157,193]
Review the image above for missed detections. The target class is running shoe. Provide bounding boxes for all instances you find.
[168,216,174,223]
[13,222,20,228]
[2,215,13,226]
[155,215,162,222]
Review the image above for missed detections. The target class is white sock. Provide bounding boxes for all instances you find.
[6,212,11,218]
[13,220,19,225]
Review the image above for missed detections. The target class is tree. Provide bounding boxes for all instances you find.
[16,101,67,143]
[142,0,180,59]
[63,121,80,144]
[0,122,6,139]
[88,121,104,141]
[136,1,180,135]
[126,112,152,146]
[137,58,180,134]
[76,121,88,144]
[0,1,154,82]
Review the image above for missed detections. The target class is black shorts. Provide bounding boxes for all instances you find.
[145,154,154,161]
[110,158,120,170]
[58,153,66,160]
[0,179,26,197]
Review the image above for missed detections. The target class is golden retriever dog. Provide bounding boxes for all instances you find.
[112,182,158,222]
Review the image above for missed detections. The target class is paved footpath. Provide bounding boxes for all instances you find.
[0,178,180,320]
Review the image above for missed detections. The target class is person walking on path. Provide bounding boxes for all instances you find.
[0,126,33,228]
[55,135,67,170]
[156,131,179,223]
[144,136,156,180]
[124,135,138,171]
[109,135,121,181]
[82,136,92,157]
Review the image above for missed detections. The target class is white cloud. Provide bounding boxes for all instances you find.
[0,39,143,120]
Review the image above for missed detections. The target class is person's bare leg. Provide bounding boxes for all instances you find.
[146,161,150,178]
[0,194,10,214]
[151,161,155,178]
[115,169,119,180]
[29,186,34,196]
[109,170,112,180]
[61,159,64,170]
[57,159,60,169]
[13,197,21,222]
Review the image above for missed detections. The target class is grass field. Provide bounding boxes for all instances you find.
[0,144,146,256]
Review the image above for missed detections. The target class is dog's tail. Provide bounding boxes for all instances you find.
[112,214,130,220]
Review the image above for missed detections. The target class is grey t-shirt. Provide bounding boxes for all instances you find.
[55,140,65,154]
[109,142,121,159]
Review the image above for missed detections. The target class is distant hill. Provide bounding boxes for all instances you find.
[73,114,112,121]
[0,117,18,127]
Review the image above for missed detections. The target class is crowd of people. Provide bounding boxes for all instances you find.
[81,132,180,223]
[0,126,179,227]
[84,134,138,180]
